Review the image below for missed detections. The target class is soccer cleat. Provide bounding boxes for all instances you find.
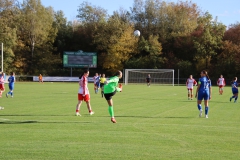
[75,112,81,116]
[199,110,202,118]
[205,115,208,118]
[234,100,237,103]
[89,111,94,115]
[111,118,117,123]
[6,93,8,98]
[230,97,232,102]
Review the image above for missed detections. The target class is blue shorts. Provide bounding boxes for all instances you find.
[232,89,238,94]
[96,82,100,88]
[9,84,14,91]
[197,90,210,100]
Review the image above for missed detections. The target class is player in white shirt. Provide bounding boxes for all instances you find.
[217,75,226,95]
[93,73,100,94]
[186,75,197,100]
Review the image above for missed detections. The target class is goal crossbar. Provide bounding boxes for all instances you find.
[124,69,174,86]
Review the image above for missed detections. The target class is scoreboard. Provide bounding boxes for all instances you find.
[63,50,97,68]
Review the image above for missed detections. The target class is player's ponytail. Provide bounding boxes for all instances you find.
[202,70,210,80]
[79,69,89,79]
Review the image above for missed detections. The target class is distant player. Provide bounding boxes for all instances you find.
[195,70,211,118]
[93,73,100,94]
[104,71,122,123]
[75,69,94,116]
[100,73,106,98]
[146,74,151,87]
[6,72,15,98]
[0,72,5,97]
[39,74,43,83]
[217,75,225,95]
[230,77,238,103]
[186,75,197,100]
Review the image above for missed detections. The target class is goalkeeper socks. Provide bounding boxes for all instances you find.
[108,106,114,117]
[205,106,209,115]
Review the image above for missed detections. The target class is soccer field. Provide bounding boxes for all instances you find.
[0,82,239,159]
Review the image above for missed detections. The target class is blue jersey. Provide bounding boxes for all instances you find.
[96,76,100,82]
[231,81,238,94]
[8,76,15,85]
[197,76,211,100]
[198,76,211,92]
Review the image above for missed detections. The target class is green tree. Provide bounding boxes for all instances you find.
[16,0,56,74]
[0,0,18,72]
[192,12,225,70]
[95,12,138,72]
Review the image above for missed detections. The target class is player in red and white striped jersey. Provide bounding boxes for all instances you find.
[0,72,5,98]
[75,69,94,116]
[186,75,197,100]
[217,75,226,95]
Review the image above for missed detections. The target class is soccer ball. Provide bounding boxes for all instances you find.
[134,30,140,37]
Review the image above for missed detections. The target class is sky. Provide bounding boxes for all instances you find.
[37,0,240,26]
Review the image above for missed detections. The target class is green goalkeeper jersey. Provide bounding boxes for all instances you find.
[104,76,121,94]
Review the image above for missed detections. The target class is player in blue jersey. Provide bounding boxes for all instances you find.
[230,77,238,103]
[6,72,15,98]
[93,73,100,94]
[195,70,212,118]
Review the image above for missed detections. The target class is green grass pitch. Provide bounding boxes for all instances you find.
[0,82,240,159]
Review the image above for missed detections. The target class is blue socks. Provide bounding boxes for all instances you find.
[197,104,202,110]
[205,107,209,115]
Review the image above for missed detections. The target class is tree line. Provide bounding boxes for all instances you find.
[0,0,240,81]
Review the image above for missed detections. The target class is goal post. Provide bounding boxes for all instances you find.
[124,69,174,86]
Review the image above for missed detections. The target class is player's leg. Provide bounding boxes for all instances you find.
[190,89,193,100]
[76,94,83,116]
[10,87,14,97]
[107,99,116,123]
[104,92,116,123]
[203,93,210,118]
[0,84,4,97]
[234,93,238,103]
[6,85,13,98]
[197,93,203,117]
[230,90,236,102]
[85,95,94,115]
[187,89,190,100]
[94,83,97,93]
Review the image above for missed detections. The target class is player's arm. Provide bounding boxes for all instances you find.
[209,81,212,100]
[83,77,86,96]
[195,81,200,98]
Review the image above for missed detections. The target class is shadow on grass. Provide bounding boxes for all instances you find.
[0,120,38,124]
[0,120,92,124]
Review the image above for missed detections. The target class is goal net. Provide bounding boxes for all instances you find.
[124,69,174,86]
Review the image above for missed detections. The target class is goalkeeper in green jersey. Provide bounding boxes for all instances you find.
[103,71,122,123]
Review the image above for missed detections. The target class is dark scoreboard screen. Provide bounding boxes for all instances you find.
[63,50,97,68]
